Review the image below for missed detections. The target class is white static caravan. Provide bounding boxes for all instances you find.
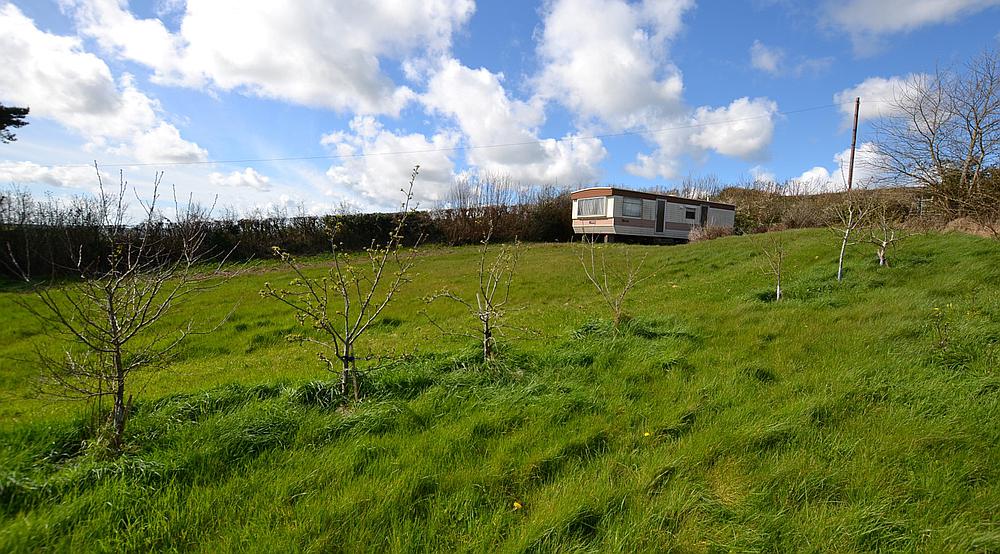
[571,187,736,241]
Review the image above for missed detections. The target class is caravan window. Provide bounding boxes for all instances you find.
[622,197,643,218]
[577,197,606,217]
[685,207,697,220]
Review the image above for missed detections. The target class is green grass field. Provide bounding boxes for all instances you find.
[1,229,998,552]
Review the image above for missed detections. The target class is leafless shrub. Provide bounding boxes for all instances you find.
[715,177,785,233]
[943,216,996,238]
[435,172,519,244]
[688,225,734,242]
[663,174,722,200]
[433,172,577,245]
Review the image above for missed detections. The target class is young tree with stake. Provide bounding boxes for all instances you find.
[262,166,421,402]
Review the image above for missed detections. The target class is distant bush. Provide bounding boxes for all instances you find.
[0,183,573,280]
[712,181,926,236]
[431,175,573,245]
[944,217,995,238]
[688,225,733,242]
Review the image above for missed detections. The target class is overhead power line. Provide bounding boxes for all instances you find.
[34,101,862,170]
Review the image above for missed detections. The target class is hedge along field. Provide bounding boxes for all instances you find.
[0,229,998,552]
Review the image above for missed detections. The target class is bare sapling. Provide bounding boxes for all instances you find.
[867,199,908,267]
[756,234,786,301]
[829,192,872,282]
[8,165,235,452]
[577,235,653,331]
[262,166,421,402]
[423,226,523,363]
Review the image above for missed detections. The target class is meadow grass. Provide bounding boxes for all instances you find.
[0,228,998,552]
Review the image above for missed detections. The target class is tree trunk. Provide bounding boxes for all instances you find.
[837,227,850,281]
[877,243,888,267]
[111,349,126,449]
[350,363,359,403]
[340,344,353,400]
[112,379,126,448]
[340,344,360,403]
[483,318,492,362]
[108,290,127,449]
[775,272,782,301]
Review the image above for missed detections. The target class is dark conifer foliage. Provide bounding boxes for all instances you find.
[0,104,29,143]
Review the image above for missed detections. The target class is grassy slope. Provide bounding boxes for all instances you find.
[0,229,998,552]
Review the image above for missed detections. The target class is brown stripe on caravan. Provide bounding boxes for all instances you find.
[616,218,654,228]
[663,222,695,231]
[574,225,615,234]
[576,218,687,231]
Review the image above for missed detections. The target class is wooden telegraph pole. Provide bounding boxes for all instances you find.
[836,97,862,282]
[846,97,860,191]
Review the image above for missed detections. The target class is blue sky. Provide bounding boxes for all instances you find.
[1,0,999,213]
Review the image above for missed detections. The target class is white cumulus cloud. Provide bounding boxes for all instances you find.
[749,40,832,76]
[0,161,99,188]
[689,97,779,160]
[750,40,784,74]
[536,0,779,180]
[823,0,1000,52]
[0,4,206,163]
[627,97,779,178]
[209,168,273,191]
[750,165,777,183]
[791,166,836,192]
[825,0,1000,35]
[58,0,186,77]
[534,0,691,130]
[321,116,460,208]
[791,142,883,192]
[59,0,476,115]
[422,58,605,184]
[834,74,928,124]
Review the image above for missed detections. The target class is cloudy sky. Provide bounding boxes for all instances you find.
[1,0,999,213]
